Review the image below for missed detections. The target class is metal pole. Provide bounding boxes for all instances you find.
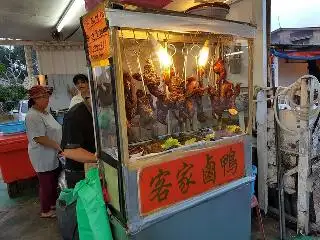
[271,56,286,239]
[297,77,311,235]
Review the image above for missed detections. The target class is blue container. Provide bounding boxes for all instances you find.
[251,165,257,197]
[0,121,26,135]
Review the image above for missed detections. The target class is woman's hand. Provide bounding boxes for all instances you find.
[58,150,65,158]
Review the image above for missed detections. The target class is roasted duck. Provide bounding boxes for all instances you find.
[208,58,241,119]
[133,59,166,101]
[123,72,137,127]
[136,89,155,126]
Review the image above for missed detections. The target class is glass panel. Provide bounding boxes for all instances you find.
[120,32,249,161]
[92,65,119,160]
[103,162,120,211]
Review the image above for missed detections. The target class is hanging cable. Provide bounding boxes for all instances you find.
[64,25,81,41]
[273,75,320,135]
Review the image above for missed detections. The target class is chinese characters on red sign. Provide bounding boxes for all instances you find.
[81,3,110,65]
[139,142,245,215]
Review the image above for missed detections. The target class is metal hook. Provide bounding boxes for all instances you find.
[165,32,169,42]
[182,45,189,56]
[168,43,176,57]
[190,32,195,45]
[190,44,201,58]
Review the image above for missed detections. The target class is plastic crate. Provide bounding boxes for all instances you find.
[0,121,26,135]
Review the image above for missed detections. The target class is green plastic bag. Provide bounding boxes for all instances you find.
[56,188,79,240]
[74,168,113,240]
[59,188,76,205]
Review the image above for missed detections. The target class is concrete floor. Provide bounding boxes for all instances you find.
[0,178,305,240]
[0,180,60,240]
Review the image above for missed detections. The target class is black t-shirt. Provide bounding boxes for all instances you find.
[61,102,95,171]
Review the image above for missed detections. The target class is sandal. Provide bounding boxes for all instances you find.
[40,210,56,218]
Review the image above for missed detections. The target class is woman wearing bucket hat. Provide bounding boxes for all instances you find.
[25,85,62,218]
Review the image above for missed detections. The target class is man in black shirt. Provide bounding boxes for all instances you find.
[61,96,97,188]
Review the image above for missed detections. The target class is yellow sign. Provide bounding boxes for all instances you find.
[82,3,110,66]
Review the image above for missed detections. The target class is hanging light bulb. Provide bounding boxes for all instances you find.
[149,34,173,68]
[157,43,173,68]
[198,40,210,68]
[228,108,238,116]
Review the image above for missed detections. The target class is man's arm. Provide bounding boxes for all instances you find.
[63,148,96,163]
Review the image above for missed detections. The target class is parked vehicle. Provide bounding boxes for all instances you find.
[11,100,28,121]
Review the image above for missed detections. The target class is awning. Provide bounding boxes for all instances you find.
[271,48,320,60]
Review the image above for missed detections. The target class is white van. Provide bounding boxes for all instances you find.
[12,100,28,121]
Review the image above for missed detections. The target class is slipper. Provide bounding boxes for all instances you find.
[40,212,56,218]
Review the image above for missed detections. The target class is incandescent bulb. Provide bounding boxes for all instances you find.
[198,40,210,67]
[157,45,173,68]
[149,33,173,68]
[228,108,238,116]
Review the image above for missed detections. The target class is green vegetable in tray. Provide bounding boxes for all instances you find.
[161,137,181,150]
[184,138,197,146]
[204,133,215,141]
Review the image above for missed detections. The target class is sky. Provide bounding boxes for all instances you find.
[271,0,320,31]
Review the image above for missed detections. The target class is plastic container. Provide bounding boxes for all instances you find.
[0,121,26,135]
[0,133,36,197]
[251,165,257,197]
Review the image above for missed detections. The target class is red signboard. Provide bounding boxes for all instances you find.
[139,141,245,215]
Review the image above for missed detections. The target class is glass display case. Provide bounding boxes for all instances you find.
[82,3,255,240]
[120,32,250,162]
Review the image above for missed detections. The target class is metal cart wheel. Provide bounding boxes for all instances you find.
[7,181,20,198]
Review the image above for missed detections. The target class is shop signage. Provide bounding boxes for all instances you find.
[81,3,110,66]
[138,141,245,215]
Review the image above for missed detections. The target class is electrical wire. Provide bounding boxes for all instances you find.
[274,75,320,135]
[64,25,81,41]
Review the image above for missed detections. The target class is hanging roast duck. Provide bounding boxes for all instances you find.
[207,57,241,119]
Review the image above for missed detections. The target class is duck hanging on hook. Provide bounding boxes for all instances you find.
[208,42,241,121]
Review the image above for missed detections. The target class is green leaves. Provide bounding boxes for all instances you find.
[0,63,6,73]
[0,84,27,103]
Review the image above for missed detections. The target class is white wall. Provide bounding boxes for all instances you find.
[227,0,253,24]
[228,0,269,212]
[37,48,87,75]
[278,58,308,87]
[227,0,267,88]
[36,46,88,111]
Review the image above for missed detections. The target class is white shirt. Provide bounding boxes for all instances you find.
[25,108,62,172]
[69,94,83,109]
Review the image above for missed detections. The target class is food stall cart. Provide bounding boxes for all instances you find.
[81,2,255,239]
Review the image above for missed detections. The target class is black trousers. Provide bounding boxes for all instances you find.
[65,170,85,189]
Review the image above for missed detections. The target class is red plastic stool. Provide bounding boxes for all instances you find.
[251,195,266,240]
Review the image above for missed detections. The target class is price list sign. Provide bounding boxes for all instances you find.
[81,3,110,66]
[139,141,245,215]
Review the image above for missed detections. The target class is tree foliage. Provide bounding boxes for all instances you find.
[0,84,27,112]
[0,46,27,84]
[0,84,27,103]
